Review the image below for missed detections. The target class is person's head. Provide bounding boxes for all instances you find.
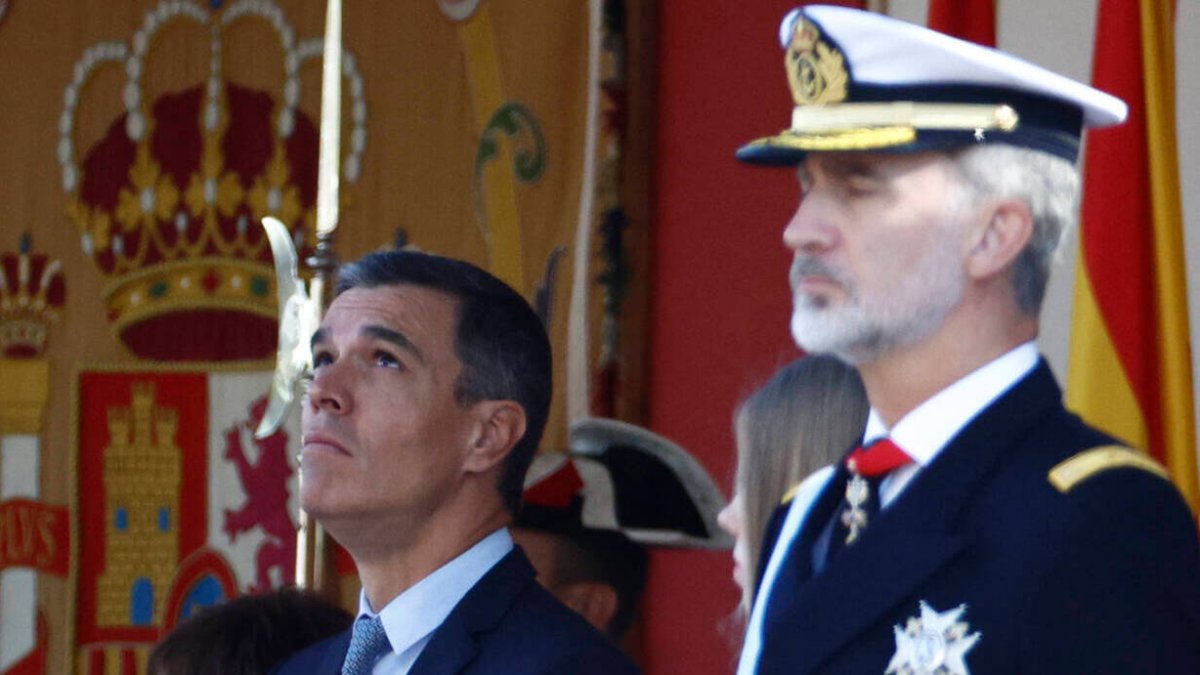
[717,355,868,613]
[147,587,353,674]
[514,425,730,646]
[736,6,1126,366]
[513,526,648,642]
[782,144,1079,365]
[301,250,552,545]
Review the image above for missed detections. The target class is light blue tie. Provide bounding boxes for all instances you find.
[342,616,391,675]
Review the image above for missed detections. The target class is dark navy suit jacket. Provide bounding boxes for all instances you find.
[273,548,639,674]
[755,360,1200,674]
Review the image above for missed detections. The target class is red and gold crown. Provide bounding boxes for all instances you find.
[0,235,66,359]
[58,0,367,361]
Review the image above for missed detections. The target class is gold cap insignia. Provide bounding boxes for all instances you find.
[785,17,848,106]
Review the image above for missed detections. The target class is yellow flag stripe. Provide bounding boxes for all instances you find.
[1068,259,1149,451]
[1140,0,1198,511]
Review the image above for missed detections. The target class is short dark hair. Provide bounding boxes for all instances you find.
[147,587,352,674]
[336,250,553,515]
[553,530,649,641]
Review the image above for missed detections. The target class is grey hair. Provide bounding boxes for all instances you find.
[947,144,1081,314]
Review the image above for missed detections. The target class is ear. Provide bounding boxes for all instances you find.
[463,400,527,474]
[965,198,1034,281]
[558,581,619,633]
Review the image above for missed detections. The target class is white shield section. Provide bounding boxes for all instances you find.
[0,434,39,670]
[206,372,302,592]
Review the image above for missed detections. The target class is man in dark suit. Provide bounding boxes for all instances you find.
[274,251,638,674]
[734,6,1200,674]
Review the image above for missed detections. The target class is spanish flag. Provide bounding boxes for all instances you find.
[927,0,995,47]
[1067,0,1198,513]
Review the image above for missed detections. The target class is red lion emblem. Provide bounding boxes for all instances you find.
[222,396,297,593]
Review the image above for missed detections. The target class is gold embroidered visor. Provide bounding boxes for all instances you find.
[742,101,1020,154]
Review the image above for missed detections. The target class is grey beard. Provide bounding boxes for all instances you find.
[788,251,964,364]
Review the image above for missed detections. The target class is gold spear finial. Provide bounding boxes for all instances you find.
[256,0,342,440]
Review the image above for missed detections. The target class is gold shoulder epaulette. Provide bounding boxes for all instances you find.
[780,482,803,505]
[1048,445,1170,493]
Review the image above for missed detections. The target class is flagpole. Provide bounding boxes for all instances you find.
[294,0,343,591]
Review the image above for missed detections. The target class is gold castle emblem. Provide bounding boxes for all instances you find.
[785,17,848,106]
[96,382,182,627]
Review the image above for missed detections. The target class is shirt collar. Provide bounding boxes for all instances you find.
[357,527,514,656]
[863,341,1039,467]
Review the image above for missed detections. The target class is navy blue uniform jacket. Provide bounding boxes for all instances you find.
[273,547,639,674]
[755,361,1200,673]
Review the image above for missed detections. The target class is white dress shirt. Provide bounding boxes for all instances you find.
[868,341,1039,507]
[737,341,1040,674]
[357,528,513,674]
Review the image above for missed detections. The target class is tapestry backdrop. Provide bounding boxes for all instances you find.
[0,1,636,673]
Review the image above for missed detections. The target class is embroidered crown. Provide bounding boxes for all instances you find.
[58,0,367,361]
[0,235,66,359]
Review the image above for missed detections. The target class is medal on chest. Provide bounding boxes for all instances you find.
[841,460,870,544]
[886,601,982,675]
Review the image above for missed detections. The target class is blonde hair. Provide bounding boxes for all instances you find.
[733,354,868,611]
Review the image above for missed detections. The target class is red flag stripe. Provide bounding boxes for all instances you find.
[927,0,996,46]
[1080,0,1163,457]
[1070,0,1197,509]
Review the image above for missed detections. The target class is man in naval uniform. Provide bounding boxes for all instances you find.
[734,6,1200,674]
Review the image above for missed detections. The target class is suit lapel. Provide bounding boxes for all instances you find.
[408,548,536,675]
[781,461,849,583]
[756,465,838,606]
[767,361,1062,671]
[781,527,966,671]
[316,630,351,673]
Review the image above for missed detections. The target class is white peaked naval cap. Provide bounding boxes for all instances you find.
[738,5,1128,165]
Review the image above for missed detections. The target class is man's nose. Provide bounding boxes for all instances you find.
[305,362,351,416]
[782,197,838,256]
